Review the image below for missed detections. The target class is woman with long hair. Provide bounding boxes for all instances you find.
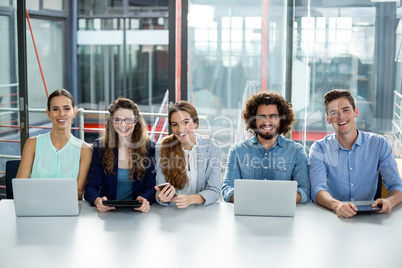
[17,89,92,200]
[155,101,222,208]
[84,98,156,213]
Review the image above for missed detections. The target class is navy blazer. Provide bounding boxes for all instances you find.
[84,138,156,205]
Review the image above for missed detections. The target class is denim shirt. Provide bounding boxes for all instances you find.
[222,135,311,203]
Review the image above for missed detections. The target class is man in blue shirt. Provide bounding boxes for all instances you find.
[309,89,402,218]
[222,92,311,203]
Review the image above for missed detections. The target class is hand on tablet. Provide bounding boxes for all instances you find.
[335,202,357,218]
[373,198,390,214]
[95,196,116,213]
[135,196,150,213]
[155,183,176,203]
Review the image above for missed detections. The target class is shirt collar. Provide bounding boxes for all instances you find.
[182,134,199,153]
[330,129,362,151]
[249,134,283,148]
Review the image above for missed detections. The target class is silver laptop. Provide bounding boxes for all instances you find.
[12,178,79,217]
[234,179,297,217]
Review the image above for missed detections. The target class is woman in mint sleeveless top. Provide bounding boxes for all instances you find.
[16,89,93,200]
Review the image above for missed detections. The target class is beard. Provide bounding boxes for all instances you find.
[255,125,278,140]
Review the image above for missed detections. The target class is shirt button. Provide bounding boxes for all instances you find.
[265,167,267,169]
[350,168,352,170]
[351,184,354,186]
[349,152,351,154]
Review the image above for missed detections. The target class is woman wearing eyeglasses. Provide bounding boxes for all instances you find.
[84,98,156,213]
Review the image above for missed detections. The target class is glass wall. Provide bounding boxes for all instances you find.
[0,1,66,155]
[77,1,169,111]
[0,13,17,138]
[188,0,288,147]
[27,18,64,123]
[293,2,398,151]
[393,5,402,158]
[0,1,18,143]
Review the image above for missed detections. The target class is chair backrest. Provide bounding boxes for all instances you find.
[376,159,402,199]
[6,160,21,199]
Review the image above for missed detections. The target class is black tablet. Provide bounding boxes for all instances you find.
[103,200,142,208]
[356,205,381,214]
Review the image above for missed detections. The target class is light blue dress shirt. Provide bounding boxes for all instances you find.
[309,131,402,202]
[222,135,311,203]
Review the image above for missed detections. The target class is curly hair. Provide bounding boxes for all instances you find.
[160,101,199,190]
[324,89,356,114]
[242,92,295,135]
[101,98,150,181]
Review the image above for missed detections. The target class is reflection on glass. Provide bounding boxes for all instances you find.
[188,0,287,146]
[78,0,123,16]
[77,15,168,110]
[26,0,40,10]
[0,0,10,7]
[43,0,63,10]
[27,19,63,125]
[0,15,18,140]
[292,4,383,150]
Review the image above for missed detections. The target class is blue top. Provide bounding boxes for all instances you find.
[222,135,311,203]
[116,168,133,200]
[84,138,156,205]
[31,132,83,178]
[309,130,402,202]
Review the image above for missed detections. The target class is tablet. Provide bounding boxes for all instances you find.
[356,205,381,214]
[103,200,142,208]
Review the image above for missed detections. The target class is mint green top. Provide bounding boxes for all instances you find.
[30,132,84,178]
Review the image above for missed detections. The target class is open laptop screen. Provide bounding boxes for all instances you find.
[12,178,79,217]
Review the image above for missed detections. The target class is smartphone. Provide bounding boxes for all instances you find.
[157,182,177,196]
[158,182,171,191]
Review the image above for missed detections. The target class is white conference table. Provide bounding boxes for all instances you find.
[1,199,402,268]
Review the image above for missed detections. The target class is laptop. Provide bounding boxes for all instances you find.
[234,179,298,217]
[12,178,80,217]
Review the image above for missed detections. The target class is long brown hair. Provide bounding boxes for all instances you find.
[101,98,149,181]
[160,101,199,190]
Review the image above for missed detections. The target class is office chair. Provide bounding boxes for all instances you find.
[5,160,21,199]
[374,173,383,200]
[375,159,402,200]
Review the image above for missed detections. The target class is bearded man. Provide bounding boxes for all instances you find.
[222,92,310,204]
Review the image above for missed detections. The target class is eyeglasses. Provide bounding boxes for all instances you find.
[256,114,279,121]
[113,118,136,124]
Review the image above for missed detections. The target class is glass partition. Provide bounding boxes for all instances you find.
[293,2,400,153]
[77,5,169,111]
[27,18,63,124]
[188,0,288,147]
